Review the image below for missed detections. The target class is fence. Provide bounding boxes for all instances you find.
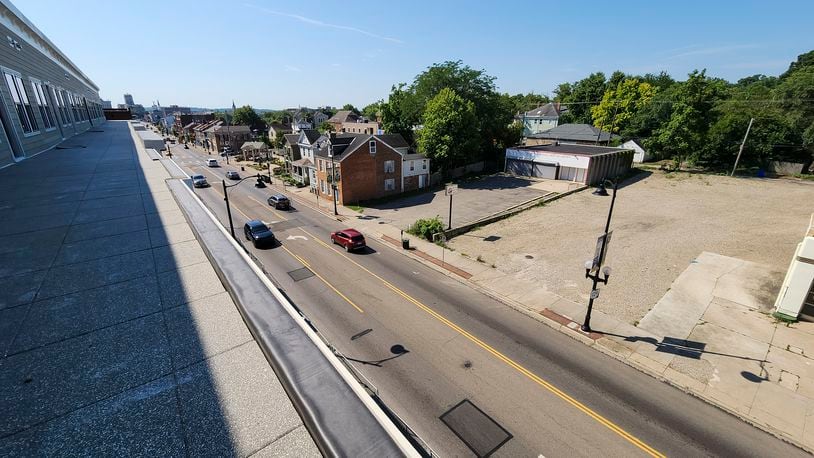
[430,162,485,186]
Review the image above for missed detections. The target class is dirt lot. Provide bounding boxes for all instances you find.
[449,170,814,324]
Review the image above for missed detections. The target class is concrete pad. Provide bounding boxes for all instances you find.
[0,227,67,255]
[149,222,196,247]
[251,425,320,458]
[9,276,162,354]
[515,288,562,312]
[0,313,172,437]
[164,292,253,369]
[0,250,55,278]
[82,186,141,200]
[176,342,304,457]
[667,357,715,385]
[714,261,784,312]
[0,211,75,237]
[78,193,143,211]
[702,296,776,344]
[546,297,584,323]
[706,386,755,416]
[146,208,188,228]
[688,322,769,362]
[36,250,155,300]
[158,262,225,308]
[72,201,146,224]
[0,376,184,456]
[751,381,810,437]
[0,200,79,221]
[664,366,708,392]
[152,240,209,273]
[143,196,181,215]
[53,230,152,266]
[773,325,814,358]
[0,304,28,355]
[628,351,669,375]
[702,352,765,408]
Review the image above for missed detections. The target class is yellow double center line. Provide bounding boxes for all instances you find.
[299,227,664,458]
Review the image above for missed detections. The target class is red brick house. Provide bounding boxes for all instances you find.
[313,133,430,204]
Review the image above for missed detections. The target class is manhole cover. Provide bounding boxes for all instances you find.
[287,267,314,282]
[440,399,512,457]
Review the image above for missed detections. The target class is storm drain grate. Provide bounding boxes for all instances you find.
[287,267,314,282]
[440,399,512,457]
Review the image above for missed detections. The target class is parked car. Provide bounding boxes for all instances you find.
[244,220,276,248]
[206,159,218,167]
[330,229,366,252]
[267,194,290,210]
[225,171,240,180]
[191,174,208,188]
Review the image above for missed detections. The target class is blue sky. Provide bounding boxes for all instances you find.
[19,0,814,110]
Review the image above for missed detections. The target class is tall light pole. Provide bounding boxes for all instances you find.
[222,174,261,239]
[328,138,338,216]
[581,178,617,333]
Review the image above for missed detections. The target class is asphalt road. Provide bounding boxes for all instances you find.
[168,144,807,458]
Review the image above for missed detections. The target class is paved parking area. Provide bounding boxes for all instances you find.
[358,174,565,230]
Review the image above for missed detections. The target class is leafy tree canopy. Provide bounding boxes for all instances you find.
[417,88,478,173]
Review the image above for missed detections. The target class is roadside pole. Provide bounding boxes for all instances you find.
[445,184,457,230]
[731,118,754,176]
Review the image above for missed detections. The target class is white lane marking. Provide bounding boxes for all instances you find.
[286,235,308,241]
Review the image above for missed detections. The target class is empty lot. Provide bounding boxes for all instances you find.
[449,171,814,324]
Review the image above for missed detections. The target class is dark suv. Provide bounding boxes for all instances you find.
[267,194,291,210]
[243,220,276,248]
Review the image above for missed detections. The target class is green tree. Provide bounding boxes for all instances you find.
[417,88,477,174]
[591,78,656,134]
[362,101,384,120]
[556,72,607,124]
[232,105,263,130]
[342,103,360,114]
[318,121,335,134]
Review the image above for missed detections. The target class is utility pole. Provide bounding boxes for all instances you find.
[223,180,235,239]
[329,140,338,216]
[731,118,754,177]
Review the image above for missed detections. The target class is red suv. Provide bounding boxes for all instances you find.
[330,229,366,252]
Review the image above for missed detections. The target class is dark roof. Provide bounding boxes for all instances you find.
[514,143,631,157]
[314,134,368,159]
[268,123,291,133]
[300,129,321,144]
[524,102,561,118]
[527,123,619,143]
[376,134,409,149]
[328,110,360,124]
[283,133,300,145]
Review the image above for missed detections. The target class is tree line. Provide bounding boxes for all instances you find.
[369,51,814,174]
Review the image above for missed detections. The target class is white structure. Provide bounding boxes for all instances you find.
[774,214,814,321]
[137,130,164,150]
[505,143,633,186]
[621,139,651,163]
[313,111,329,126]
[522,102,562,136]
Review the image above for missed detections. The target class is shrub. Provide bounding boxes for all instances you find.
[407,216,445,241]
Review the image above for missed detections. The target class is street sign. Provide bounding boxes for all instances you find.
[590,289,600,299]
[432,232,447,243]
[591,231,613,270]
[445,184,458,196]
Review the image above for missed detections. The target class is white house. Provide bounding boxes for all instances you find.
[621,139,651,163]
[522,102,562,136]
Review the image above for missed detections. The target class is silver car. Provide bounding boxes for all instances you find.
[191,174,209,188]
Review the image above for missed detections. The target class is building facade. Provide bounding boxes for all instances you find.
[0,0,106,168]
[505,143,633,186]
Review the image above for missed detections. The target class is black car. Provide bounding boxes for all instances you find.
[267,194,290,210]
[225,171,240,180]
[243,220,275,247]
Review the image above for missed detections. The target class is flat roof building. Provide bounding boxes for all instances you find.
[505,142,633,186]
[0,0,106,168]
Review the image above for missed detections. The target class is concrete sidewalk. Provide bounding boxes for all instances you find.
[0,121,318,456]
[285,189,814,452]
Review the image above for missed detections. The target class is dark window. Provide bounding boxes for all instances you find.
[4,72,38,133]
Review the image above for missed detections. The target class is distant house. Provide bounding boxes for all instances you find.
[240,141,268,161]
[326,110,361,132]
[525,123,620,146]
[522,102,562,136]
[313,111,329,126]
[505,143,633,186]
[620,139,651,163]
[340,119,382,135]
[283,133,302,178]
[267,123,292,143]
[291,129,321,186]
[312,133,430,204]
[210,124,251,153]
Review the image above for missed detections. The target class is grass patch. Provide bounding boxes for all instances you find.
[346,204,364,213]
[407,216,445,241]
[793,173,814,181]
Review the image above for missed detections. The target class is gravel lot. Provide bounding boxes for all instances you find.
[449,170,814,324]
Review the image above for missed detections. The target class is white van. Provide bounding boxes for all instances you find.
[206,159,218,167]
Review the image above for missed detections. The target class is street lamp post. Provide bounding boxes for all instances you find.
[328,140,338,216]
[222,174,261,239]
[581,178,618,333]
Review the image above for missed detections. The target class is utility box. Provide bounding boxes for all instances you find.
[774,214,814,321]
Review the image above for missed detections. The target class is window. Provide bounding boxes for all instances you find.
[55,89,70,125]
[409,161,415,171]
[318,160,323,172]
[384,178,395,191]
[384,160,394,173]
[369,140,376,154]
[320,180,326,194]
[422,160,427,170]
[4,72,38,133]
[31,80,55,129]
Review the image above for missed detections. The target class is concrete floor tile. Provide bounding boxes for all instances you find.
[628,351,669,375]
[64,214,148,243]
[0,270,48,310]
[0,211,75,237]
[0,313,172,437]
[0,376,184,457]
[149,223,196,248]
[0,200,79,221]
[0,250,56,279]
[152,239,209,273]
[702,297,776,343]
[143,196,180,215]
[773,325,814,359]
[177,342,302,457]
[81,186,141,200]
[664,366,708,393]
[36,250,155,300]
[72,201,146,224]
[158,262,225,308]
[146,208,188,228]
[250,425,319,458]
[0,304,29,356]
[164,292,253,369]
[688,321,770,362]
[0,227,67,255]
[54,230,151,266]
[10,276,163,354]
[78,193,143,211]
[750,382,808,438]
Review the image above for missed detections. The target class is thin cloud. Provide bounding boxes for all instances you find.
[667,44,761,60]
[284,64,301,72]
[244,4,404,44]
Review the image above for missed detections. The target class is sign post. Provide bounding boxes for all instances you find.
[591,231,613,271]
[445,184,457,230]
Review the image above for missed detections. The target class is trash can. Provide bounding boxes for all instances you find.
[241,166,245,171]
[402,238,410,250]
